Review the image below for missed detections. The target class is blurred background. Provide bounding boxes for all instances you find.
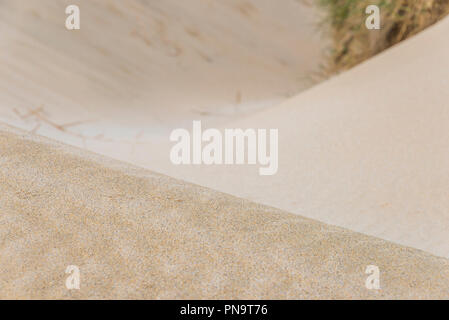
[0,0,325,139]
[317,0,449,73]
[0,0,447,165]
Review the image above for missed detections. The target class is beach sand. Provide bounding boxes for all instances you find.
[1,124,449,299]
[2,1,449,299]
[0,0,325,138]
[151,16,449,259]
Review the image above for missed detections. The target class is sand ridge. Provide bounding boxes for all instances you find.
[1,124,449,299]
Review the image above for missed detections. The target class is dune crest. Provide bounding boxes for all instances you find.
[1,124,449,299]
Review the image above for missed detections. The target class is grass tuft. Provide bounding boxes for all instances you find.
[317,0,449,73]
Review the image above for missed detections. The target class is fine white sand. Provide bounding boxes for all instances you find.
[157,16,449,259]
[0,0,325,139]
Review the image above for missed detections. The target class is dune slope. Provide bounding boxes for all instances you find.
[163,16,449,259]
[1,124,449,299]
[0,0,323,137]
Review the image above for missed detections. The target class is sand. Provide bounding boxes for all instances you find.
[0,0,324,138]
[149,16,449,259]
[2,1,449,299]
[41,13,449,260]
[3,2,447,261]
[1,124,449,299]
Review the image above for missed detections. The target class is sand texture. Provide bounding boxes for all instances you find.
[1,124,448,299]
[2,0,447,261]
[0,0,324,138]
[155,16,449,259]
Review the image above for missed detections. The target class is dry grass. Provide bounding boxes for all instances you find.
[317,0,449,73]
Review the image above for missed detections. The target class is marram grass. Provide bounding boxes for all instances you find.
[317,0,449,73]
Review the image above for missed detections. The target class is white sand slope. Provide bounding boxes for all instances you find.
[0,0,324,138]
[161,16,449,259]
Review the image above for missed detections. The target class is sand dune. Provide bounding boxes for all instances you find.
[1,124,449,299]
[0,0,324,137]
[161,16,449,259]
[2,0,449,299]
